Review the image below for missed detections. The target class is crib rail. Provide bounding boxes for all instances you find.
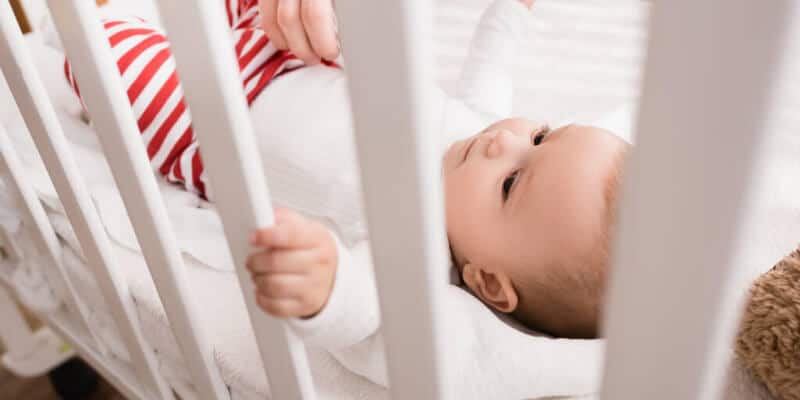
[601,1,795,399]
[0,2,174,398]
[0,103,88,333]
[44,1,233,399]
[336,0,451,398]
[0,123,89,335]
[154,0,316,398]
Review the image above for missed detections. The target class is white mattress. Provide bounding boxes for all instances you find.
[2,1,799,399]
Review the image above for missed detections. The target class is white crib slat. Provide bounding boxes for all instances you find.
[154,1,316,398]
[0,121,90,335]
[45,1,230,399]
[0,123,100,342]
[0,2,87,328]
[0,3,172,399]
[601,2,794,400]
[336,1,450,398]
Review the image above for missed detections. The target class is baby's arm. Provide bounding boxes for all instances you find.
[247,209,382,352]
[455,0,533,119]
[247,208,338,319]
[247,208,388,384]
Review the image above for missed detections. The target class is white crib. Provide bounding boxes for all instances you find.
[0,0,797,399]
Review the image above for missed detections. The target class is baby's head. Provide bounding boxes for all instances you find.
[443,118,627,338]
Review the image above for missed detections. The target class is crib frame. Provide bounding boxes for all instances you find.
[0,0,796,399]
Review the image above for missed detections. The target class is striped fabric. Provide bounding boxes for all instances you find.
[65,0,307,199]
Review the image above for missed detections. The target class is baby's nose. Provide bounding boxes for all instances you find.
[486,129,514,158]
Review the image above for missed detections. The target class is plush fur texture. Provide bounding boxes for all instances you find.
[736,247,800,400]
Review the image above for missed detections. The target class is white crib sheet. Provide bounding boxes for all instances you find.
[3,1,800,398]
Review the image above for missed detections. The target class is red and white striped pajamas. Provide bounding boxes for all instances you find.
[65,0,310,199]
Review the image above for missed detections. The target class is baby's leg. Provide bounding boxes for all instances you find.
[63,2,310,200]
[64,17,209,197]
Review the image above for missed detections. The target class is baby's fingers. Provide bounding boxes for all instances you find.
[519,0,535,9]
[256,296,305,318]
[260,0,288,49]
[301,0,339,60]
[247,248,319,274]
[253,273,306,299]
[276,0,319,64]
[250,209,325,249]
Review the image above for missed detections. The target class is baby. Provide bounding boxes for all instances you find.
[246,2,628,340]
[248,119,626,338]
[65,0,624,362]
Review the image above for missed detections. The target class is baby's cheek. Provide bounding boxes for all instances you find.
[443,185,465,232]
[443,141,463,168]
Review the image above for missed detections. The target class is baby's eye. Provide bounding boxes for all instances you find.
[532,126,550,146]
[502,171,519,201]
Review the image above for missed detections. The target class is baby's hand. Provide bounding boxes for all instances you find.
[247,208,337,319]
[258,0,339,64]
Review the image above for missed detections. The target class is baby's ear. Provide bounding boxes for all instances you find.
[462,263,518,313]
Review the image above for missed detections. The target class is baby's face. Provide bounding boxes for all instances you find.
[443,118,625,331]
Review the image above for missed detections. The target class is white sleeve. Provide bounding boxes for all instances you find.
[286,235,391,385]
[287,236,381,351]
[455,0,531,119]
